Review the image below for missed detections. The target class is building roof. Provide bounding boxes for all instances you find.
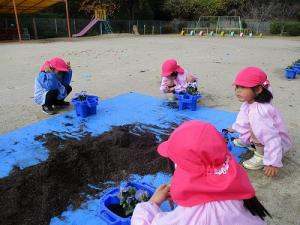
[0,0,64,14]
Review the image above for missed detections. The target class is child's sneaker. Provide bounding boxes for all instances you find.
[42,105,55,115]
[54,100,70,107]
[242,151,264,170]
[233,138,255,151]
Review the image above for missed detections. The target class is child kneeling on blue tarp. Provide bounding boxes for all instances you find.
[131,121,270,225]
[34,57,72,115]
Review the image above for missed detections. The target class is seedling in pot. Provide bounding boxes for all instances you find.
[115,186,149,217]
[75,91,87,101]
[186,83,199,95]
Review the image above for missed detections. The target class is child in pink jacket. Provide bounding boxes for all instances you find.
[160,59,197,94]
[132,120,270,225]
[230,67,292,177]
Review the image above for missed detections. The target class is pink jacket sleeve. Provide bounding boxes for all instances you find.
[131,202,162,225]
[232,103,251,145]
[160,77,169,93]
[248,103,285,167]
[174,70,188,93]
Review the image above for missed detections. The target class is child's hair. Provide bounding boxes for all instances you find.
[170,71,178,77]
[168,159,175,173]
[243,196,271,220]
[252,86,273,103]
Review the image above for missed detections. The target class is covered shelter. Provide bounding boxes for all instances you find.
[0,0,71,41]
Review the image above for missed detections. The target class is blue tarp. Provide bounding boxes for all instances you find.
[0,92,242,225]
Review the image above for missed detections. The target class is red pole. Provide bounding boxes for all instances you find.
[12,0,22,42]
[65,0,71,39]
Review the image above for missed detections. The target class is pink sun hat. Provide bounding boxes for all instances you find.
[161,59,184,77]
[234,67,270,88]
[40,57,69,72]
[157,120,255,207]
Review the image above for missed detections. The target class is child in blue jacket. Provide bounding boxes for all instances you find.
[34,57,72,115]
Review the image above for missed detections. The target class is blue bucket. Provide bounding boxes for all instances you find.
[284,68,297,79]
[293,64,300,74]
[176,93,201,111]
[99,182,155,225]
[86,96,98,115]
[71,95,99,118]
[221,129,248,163]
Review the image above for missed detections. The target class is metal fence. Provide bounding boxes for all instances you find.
[0,16,273,40]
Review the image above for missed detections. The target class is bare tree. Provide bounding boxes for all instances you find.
[79,0,120,16]
[241,0,276,33]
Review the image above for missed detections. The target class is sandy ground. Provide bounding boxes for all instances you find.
[0,34,299,224]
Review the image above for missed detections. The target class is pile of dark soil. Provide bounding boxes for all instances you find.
[0,124,175,225]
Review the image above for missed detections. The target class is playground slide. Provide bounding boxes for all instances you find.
[72,18,99,37]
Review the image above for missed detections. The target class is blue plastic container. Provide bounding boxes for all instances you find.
[99,182,155,225]
[176,93,201,111]
[71,95,99,118]
[293,64,300,74]
[284,68,297,79]
[221,129,248,163]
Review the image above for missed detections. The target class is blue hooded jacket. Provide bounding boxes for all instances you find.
[34,70,72,105]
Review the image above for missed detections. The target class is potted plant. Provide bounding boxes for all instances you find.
[175,83,201,111]
[292,59,300,74]
[186,83,199,95]
[77,91,87,101]
[71,91,99,117]
[284,65,297,79]
[108,186,150,217]
[99,182,154,225]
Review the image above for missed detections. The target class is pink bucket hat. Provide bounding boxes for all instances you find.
[234,67,270,88]
[158,120,255,207]
[161,59,184,77]
[40,57,69,72]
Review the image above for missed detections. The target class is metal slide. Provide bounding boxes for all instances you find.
[72,18,99,37]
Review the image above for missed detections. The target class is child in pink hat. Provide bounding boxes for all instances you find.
[34,57,73,115]
[160,59,197,95]
[229,67,292,177]
[132,120,270,225]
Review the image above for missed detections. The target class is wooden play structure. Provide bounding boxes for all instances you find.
[72,7,112,37]
[94,7,107,20]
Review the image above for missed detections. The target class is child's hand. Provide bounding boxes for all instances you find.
[67,61,71,69]
[263,166,279,177]
[149,184,171,207]
[168,87,175,93]
[187,74,197,83]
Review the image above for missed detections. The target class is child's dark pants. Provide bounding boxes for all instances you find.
[44,85,72,106]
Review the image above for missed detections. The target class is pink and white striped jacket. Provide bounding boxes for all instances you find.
[160,69,190,93]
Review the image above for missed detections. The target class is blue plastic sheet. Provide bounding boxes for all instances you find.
[0,92,242,225]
